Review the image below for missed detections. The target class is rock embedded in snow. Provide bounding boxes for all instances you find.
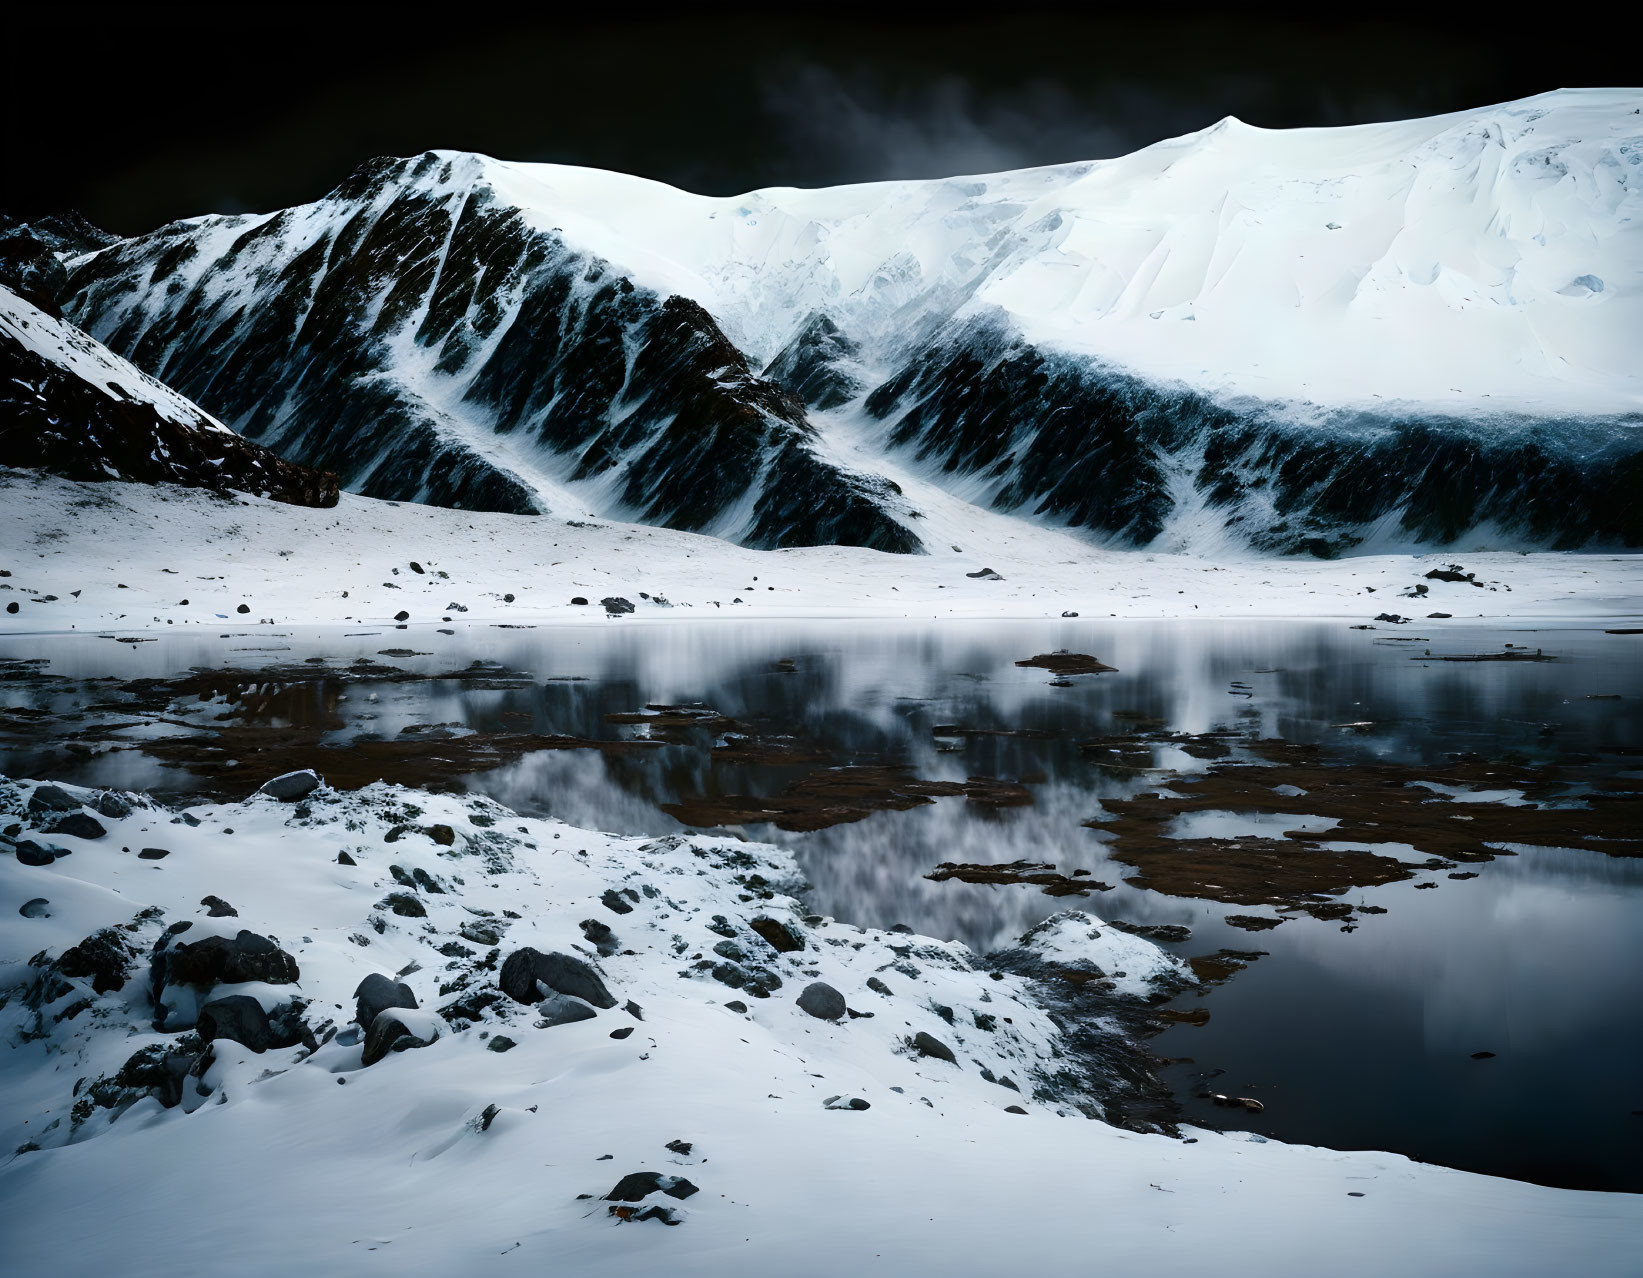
[913,1032,957,1064]
[156,928,300,997]
[47,812,106,840]
[14,840,63,867]
[499,947,617,1009]
[258,770,322,801]
[138,847,170,860]
[200,895,238,917]
[18,898,51,918]
[605,1171,700,1202]
[197,995,276,1053]
[354,973,418,1029]
[27,784,84,813]
[362,1007,445,1066]
[601,596,636,615]
[796,981,847,1021]
[536,994,598,1027]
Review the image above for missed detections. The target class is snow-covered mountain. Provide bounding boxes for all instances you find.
[61,88,1643,553]
[0,286,338,507]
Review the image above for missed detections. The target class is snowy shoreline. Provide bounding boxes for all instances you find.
[2,772,1639,1276]
[3,474,1639,638]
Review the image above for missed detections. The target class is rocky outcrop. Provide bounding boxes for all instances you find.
[0,286,339,508]
[62,155,919,551]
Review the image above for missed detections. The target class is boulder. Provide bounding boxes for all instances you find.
[158,929,300,994]
[362,1008,441,1066]
[601,596,635,615]
[49,812,106,840]
[58,927,137,994]
[499,948,616,1008]
[750,916,804,953]
[796,981,846,1021]
[537,994,598,1026]
[197,995,273,1053]
[354,972,417,1029]
[912,1031,957,1063]
[200,895,238,917]
[605,1172,700,1202]
[18,897,50,918]
[258,770,322,801]
[95,792,133,819]
[27,784,84,813]
[14,840,63,867]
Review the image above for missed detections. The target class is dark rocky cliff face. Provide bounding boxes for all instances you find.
[0,286,338,508]
[63,153,920,553]
[866,316,1643,554]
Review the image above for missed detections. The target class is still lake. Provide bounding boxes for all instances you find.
[3,617,1639,1190]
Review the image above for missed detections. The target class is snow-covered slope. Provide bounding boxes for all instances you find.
[0,287,338,507]
[61,89,1643,553]
[3,776,1638,1277]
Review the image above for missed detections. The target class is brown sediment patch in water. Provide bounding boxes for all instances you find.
[1015,651,1117,675]
[1084,740,1642,917]
[925,859,1113,897]
[138,726,663,798]
[663,766,1033,832]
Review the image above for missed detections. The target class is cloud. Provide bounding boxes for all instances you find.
[756,63,1211,183]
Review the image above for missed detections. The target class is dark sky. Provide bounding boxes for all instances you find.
[10,8,1635,236]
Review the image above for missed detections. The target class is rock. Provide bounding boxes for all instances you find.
[486,1035,517,1053]
[27,784,83,813]
[609,1026,635,1039]
[1471,1051,1497,1060]
[237,604,251,614]
[600,888,634,915]
[138,847,170,860]
[601,596,635,615]
[409,561,424,574]
[336,850,357,866]
[428,824,456,846]
[723,1000,748,1014]
[394,610,410,622]
[112,1043,197,1110]
[18,898,50,918]
[95,792,132,819]
[499,947,617,1008]
[537,993,599,1027]
[1373,613,1409,624]
[796,981,846,1021]
[354,973,417,1029]
[259,770,321,801]
[478,1104,500,1131]
[623,999,644,1020]
[750,916,804,953]
[866,976,893,997]
[571,596,589,606]
[580,918,618,954]
[823,1095,871,1110]
[665,1139,693,1155]
[1061,610,1079,617]
[606,1172,700,1202]
[197,995,274,1053]
[200,895,238,917]
[158,929,300,993]
[362,1008,440,1066]
[49,812,106,840]
[58,928,136,993]
[965,568,1004,580]
[1005,1105,1028,1115]
[14,840,62,866]
[379,891,427,917]
[912,1031,956,1063]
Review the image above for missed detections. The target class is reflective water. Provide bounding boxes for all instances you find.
[3,618,1639,1189]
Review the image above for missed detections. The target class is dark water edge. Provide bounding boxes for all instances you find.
[2,617,1639,1190]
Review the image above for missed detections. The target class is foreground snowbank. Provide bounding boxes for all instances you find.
[2,472,1638,635]
[1,774,1637,1276]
